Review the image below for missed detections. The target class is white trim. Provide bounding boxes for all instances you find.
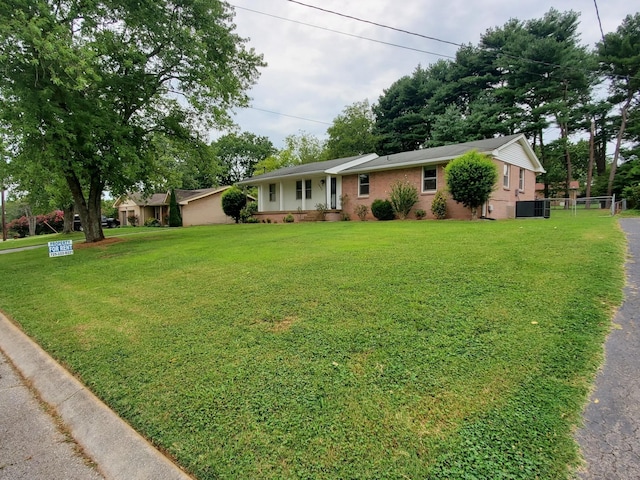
[325,153,378,175]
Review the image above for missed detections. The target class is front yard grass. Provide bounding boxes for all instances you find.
[0,215,626,479]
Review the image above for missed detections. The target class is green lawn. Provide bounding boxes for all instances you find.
[0,216,626,479]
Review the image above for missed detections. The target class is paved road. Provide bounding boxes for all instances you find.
[576,217,640,478]
[0,351,104,479]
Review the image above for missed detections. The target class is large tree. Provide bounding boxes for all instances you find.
[0,0,264,242]
[214,132,276,185]
[325,100,377,158]
[596,13,640,196]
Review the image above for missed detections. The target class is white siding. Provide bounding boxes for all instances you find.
[496,142,535,170]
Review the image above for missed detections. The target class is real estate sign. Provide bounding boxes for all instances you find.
[48,240,73,258]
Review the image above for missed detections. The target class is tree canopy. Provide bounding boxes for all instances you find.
[0,0,264,242]
[325,100,377,159]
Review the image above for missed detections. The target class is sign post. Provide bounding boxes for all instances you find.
[48,240,74,258]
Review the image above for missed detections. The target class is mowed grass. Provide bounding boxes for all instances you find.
[0,215,626,479]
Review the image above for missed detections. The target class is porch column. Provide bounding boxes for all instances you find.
[326,175,331,208]
[279,182,284,211]
[301,179,306,211]
[257,185,264,212]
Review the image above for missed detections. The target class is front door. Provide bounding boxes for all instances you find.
[330,177,337,209]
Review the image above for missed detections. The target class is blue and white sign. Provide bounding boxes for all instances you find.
[48,240,74,258]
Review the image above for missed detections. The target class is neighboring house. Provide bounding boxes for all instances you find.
[237,134,545,220]
[113,187,239,226]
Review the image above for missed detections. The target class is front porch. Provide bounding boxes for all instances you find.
[253,209,344,223]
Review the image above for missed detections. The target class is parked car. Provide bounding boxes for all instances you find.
[101,215,120,228]
[73,214,120,231]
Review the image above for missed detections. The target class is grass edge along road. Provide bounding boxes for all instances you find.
[0,214,626,479]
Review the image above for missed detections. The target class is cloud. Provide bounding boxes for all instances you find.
[227,0,633,149]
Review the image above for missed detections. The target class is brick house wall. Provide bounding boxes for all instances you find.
[341,159,537,220]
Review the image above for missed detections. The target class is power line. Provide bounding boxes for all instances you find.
[244,106,332,125]
[286,0,463,49]
[232,5,456,60]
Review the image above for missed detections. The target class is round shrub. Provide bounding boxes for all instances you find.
[371,199,395,221]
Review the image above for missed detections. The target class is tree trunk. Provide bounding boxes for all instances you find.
[62,204,74,234]
[585,118,595,209]
[607,92,633,197]
[65,170,105,243]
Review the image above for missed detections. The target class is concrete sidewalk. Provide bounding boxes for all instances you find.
[576,217,640,478]
[0,315,192,480]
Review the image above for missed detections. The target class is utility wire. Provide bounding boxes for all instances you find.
[285,0,639,82]
[286,0,462,48]
[232,5,456,60]
[244,106,332,125]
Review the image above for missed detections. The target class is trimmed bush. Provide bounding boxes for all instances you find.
[169,188,182,227]
[431,190,448,219]
[389,179,418,219]
[445,151,498,219]
[371,199,395,220]
[415,209,426,220]
[222,187,247,223]
[283,214,295,223]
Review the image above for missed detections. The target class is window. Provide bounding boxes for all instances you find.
[519,168,525,191]
[305,180,312,199]
[296,181,302,200]
[423,167,437,191]
[503,164,510,188]
[359,174,370,196]
[269,183,276,202]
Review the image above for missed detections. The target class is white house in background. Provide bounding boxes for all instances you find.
[238,134,545,221]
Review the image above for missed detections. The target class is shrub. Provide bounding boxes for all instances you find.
[623,184,640,209]
[415,209,426,220]
[7,216,29,237]
[389,179,418,219]
[169,188,182,227]
[355,204,369,221]
[222,187,247,224]
[315,203,328,221]
[371,199,394,220]
[240,201,258,223]
[445,151,498,219]
[431,190,448,220]
[283,214,295,223]
[127,214,139,226]
[144,218,161,227]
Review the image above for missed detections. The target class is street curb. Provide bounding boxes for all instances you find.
[0,313,193,480]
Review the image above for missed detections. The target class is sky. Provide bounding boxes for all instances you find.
[224,0,635,150]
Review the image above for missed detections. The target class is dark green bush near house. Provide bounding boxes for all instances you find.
[623,184,640,209]
[415,209,426,220]
[431,190,448,219]
[169,189,182,227]
[283,214,295,223]
[389,179,419,219]
[127,214,139,226]
[371,199,395,220]
[445,151,498,219]
[240,201,258,223]
[222,187,247,223]
[144,218,161,227]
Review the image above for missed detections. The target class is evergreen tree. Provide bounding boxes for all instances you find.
[169,189,182,227]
